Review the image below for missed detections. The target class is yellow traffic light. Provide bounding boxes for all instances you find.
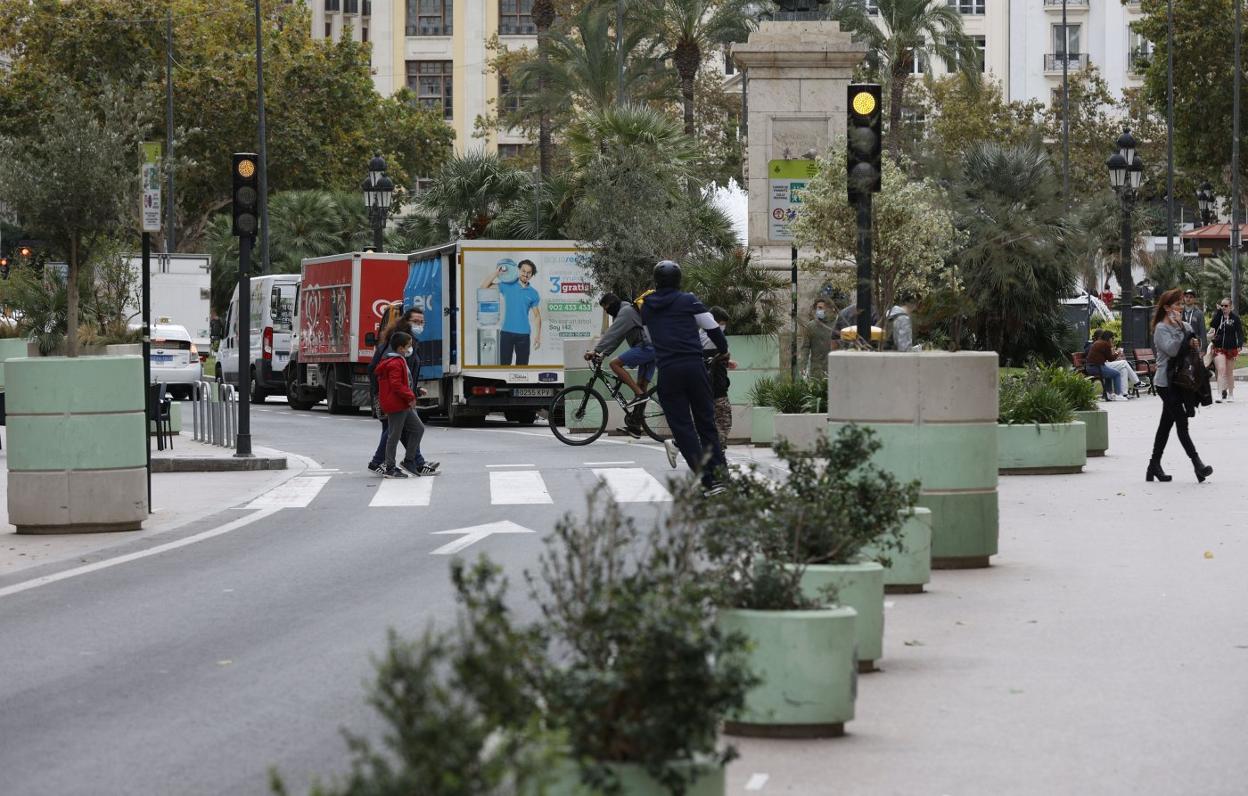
[852,90,877,117]
[17,246,32,258]
[236,158,256,179]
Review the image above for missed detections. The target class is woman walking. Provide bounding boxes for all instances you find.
[1209,297,1243,402]
[1148,289,1213,483]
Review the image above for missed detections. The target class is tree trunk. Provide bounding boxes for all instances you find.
[66,235,80,358]
[681,76,695,137]
[674,41,700,137]
[887,64,909,156]
[533,0,556,180]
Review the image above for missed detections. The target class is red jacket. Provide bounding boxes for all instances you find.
[375,354,415,414]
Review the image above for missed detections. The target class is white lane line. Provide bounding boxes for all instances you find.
[592,467,672,503]
[745,773,769,791]
[244,476,331,509]
[0,508,281,600]
[486,463,536,469]
[490,470,553,505]
[370,477,435,507]
[584,461,635,466]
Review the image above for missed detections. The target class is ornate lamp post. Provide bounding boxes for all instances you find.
[362,153,395,251]
[1107,128,1145,356]
[1198,181,1216,227]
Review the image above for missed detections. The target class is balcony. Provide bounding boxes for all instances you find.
[1044,0,1088,11]
[1128,49,1152,74]
[1045,52,1089,73]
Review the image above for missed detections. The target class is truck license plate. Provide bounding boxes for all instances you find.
[513,388,553,398]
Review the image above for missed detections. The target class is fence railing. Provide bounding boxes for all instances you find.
[192,380,238,448]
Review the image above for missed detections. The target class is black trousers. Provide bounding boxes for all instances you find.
[657,357,726,487]
[1152,385,1198,461]
[499,331,531,365]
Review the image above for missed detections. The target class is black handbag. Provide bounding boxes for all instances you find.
[1169,340,1205,394]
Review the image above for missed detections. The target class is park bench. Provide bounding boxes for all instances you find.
[1131,348,1157,396]
[1071,351,1113,400]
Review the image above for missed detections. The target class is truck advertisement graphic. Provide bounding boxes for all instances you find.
[405,254,444,380]
[460,246,597,369]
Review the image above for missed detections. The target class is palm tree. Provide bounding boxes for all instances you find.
[828,0,980,153]
[643,0,755,136]
[416,151,531,240]
[532,0,557,179]
[564,103,704,182]
[266,191,343,273]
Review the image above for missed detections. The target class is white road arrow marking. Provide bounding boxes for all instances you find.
[429,520,537,555]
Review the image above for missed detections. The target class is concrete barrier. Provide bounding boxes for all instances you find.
[827,352,999,569]
[7,356,147,533]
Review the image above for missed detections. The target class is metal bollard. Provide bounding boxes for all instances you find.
[223,385,237,449]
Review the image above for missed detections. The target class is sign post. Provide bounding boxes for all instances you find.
[140,142,162,513]
[768,159,818,381]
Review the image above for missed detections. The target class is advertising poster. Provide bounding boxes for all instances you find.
[405,254,444,379]
[461,246,598,368]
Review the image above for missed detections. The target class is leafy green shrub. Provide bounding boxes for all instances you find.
[684,249,786,336]
[677,426,920,609]
[802,376,828,413]
[1037,363,1099,412]
[769,379,809,413]
[746,375,779,408]
[998,375,1075,425]
[753,376,827,414]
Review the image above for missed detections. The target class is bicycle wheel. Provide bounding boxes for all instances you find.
[548,386,608,446]
[638,388,669,443]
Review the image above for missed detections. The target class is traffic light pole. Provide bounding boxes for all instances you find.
[790,243,798,381]
[141,232,152,511]
[855,192,873,343]
[235,235,253,457]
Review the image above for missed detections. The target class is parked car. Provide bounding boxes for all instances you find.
[150,321,203,400]
[218,274,299,403]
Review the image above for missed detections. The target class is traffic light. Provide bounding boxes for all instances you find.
[17,245,32,258]
[0,257,8,279]
[232,152,260,238]
[846,83,883,202]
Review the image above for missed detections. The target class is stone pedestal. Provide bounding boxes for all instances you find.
[732,21,867,272]
[827,352,1000,569]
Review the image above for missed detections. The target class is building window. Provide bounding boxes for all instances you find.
[973,35,986,72]
[407,0,452,36]
[362,25,369,42]
[499,0,536,35]
[498,144,530,160]
[408,61,453,119]
[499,75,533,115]
[948,0,984,13]
[864,0,879,14]
[324,21,333,39]
[344,0,359,13]
[324,0,340,10]
[1052,23,1081,55]
[363,0,372,15]
[1128,28,1152,72]
[908,47,927,75]
[724,45,736,76]
[901,109,928,137]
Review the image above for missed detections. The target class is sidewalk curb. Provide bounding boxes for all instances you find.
[151,456,287,473]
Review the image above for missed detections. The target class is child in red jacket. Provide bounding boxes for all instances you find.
[375,331,425,478]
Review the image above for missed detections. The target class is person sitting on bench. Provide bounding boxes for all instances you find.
[1086,330,1139,400]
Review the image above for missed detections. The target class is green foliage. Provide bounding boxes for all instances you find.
[765,377,827,414]
[998,373,1077,425]
[1035,363,1100,412]
[417,151,532,241]
[769,379,809,414]
[746,375,779,408]
[802,376,828,414]
[1091,316,1123,342]
[905,77,1044,166]
[683,250,785,336]
[679,426,920,612]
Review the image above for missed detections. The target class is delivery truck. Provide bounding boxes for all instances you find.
[285,252,410,413]
[403,239,600,424]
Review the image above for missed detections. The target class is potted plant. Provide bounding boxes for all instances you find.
[997,372,1087,475]
[772,376,829,452]
[860,506,933,594]
[747,376,779,446]
[1041,363,1107,456]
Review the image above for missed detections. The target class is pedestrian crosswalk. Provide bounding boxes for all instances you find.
[360,465,672,509]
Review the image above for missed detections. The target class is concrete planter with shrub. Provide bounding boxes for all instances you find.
[799,561,885,672]
[997,422,1087,474]
[1074,408,1109,456]
[861,507,933,593]
[772,412,826,452]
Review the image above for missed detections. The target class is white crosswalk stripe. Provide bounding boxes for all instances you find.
[369,477,435,507]
[591,467,672,503]
[489,470,553,505]
[245,476,331,509]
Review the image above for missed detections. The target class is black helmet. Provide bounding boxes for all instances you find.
[654,260,682,289]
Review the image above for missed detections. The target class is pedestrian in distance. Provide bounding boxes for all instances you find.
[700,306,737,448]
[376,331,433,479]
[1209,297,1243,403]
[1147,288,1213,483]
[639,260,730,496]
[1181,289,1207,348]
[802,299,837,378]
[883,291,918,351]
[368,308,439,477]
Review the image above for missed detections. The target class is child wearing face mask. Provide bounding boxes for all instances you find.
[699,306,737,448]
[803,299,837,378]
[369,310,439,477]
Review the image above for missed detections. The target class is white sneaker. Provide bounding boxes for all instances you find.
[1105,394,1119,401]
[664,439,679,469]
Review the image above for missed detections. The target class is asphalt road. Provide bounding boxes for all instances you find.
[0,399,683,795]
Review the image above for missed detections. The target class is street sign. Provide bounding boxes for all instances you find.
[768,159,819,242]
[430,520,536,555]
[141,142,162,233]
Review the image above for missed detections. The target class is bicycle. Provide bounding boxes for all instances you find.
[547,357,668,446]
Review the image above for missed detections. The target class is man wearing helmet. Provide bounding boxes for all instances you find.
[639,260,730,495]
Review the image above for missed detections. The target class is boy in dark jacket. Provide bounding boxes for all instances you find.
[368,308,438,476]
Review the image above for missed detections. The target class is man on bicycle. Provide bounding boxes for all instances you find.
[586,292,655,436]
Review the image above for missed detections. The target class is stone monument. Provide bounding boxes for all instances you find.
[731,19,867,272]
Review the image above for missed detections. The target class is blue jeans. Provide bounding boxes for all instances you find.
[1087,364,1124,395]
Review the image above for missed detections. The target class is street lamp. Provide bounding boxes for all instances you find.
[1198,181,1216,227]
[1107,128,1145,358]
[362,153,394,251]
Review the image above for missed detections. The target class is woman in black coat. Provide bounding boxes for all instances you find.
[1209,298,1244,402]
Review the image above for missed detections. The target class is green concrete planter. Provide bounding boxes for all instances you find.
[718,607,857,737]
[750,406,776,446]
[1074,409,1108,457]
[799,562,886,672]
[860,507,933,594]
[997,422,1087,475]
[772,412,825,452]
[535,758,724,795]
[725,335,782,406]
[7,356,147,533]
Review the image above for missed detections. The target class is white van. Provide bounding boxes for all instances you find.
[218,274,299,402]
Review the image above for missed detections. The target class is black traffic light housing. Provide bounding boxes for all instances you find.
[232,153,260,238]
[0,257,8,279]
[846,83,883,203]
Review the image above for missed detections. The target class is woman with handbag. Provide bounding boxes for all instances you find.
[1209,297,1243,402]
[1148,289,1214,483]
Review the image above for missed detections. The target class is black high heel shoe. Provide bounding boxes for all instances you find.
[1192,457,1213,483]
[1146,460,1172,482]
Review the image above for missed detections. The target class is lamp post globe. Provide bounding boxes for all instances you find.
[363,155,393,251]
[1198,181,1215,226]
[1107,153,1127,190]
[1116,128,1138,164]
[1127,155,1145,190]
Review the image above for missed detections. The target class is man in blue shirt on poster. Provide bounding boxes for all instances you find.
[482,258,542,365]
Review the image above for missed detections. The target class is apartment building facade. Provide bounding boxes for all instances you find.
[311,0,536,157]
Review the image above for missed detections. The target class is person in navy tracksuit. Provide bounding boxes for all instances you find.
[639,260,729,494]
